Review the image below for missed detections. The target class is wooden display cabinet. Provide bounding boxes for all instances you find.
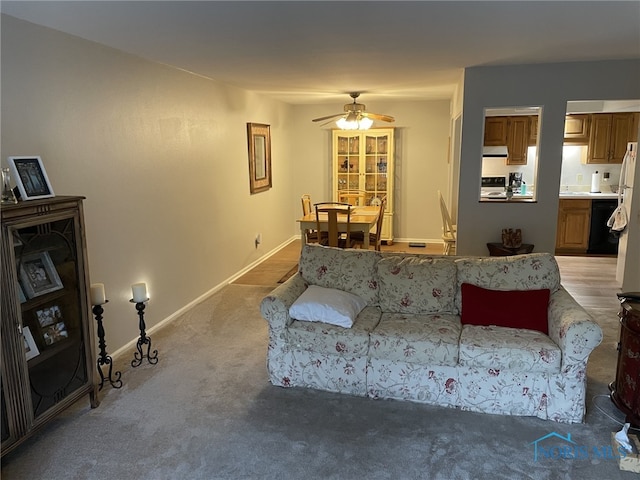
[332,128,395,243]
[1,196,98,457]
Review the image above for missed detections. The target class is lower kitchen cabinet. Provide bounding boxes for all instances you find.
[1,196,98,457]
[555,199,592,254]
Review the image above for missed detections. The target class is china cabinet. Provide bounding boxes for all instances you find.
[332,128,394,243]
[1,196,98,457]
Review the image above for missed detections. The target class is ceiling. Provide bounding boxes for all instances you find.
[2,1,639,105]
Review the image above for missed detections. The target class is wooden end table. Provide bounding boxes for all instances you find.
[486,242,535,256]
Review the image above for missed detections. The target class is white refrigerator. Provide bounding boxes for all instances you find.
[616,142,639,291]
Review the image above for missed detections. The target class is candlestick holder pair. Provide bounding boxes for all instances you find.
[131,299,159,367]
[91,301,123,390]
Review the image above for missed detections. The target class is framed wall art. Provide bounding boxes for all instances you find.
[247,123,272,194]
[18,251,63,299]
[7,156,55,200]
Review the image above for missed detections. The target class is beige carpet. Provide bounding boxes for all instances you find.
[1,283,637,480]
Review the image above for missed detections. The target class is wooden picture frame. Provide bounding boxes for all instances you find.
[7,156,55,200]
[18,251,63,299]
[23,326,40,361]
[247,123,272,194]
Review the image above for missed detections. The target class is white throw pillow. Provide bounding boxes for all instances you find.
[289,285,367,328]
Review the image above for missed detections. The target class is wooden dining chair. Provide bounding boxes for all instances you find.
[352,196,386,251]
[314,202,355,248]
[301,194,325,243]
[438,190,457,255]
[337,190,367,207]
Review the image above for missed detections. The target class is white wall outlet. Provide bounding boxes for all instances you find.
[576,173,583,184]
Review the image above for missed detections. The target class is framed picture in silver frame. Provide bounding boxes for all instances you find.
[7,156,55,200]
[19,251,63,299]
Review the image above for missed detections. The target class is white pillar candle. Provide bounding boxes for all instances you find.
[132,282,148,303]
[90,283,106,305]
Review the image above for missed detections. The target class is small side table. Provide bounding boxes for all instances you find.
[487,242,535,256]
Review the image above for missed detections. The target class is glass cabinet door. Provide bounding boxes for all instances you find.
[364,132,389,206]
[12,215,89,419]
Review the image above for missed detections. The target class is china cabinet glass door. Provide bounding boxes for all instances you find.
[12,216,89,418]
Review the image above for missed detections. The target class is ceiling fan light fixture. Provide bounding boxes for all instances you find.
[336,115,373,130]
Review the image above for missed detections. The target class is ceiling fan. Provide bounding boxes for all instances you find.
[312,92,395,130]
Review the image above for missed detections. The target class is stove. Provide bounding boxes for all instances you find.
[481,176,507,198]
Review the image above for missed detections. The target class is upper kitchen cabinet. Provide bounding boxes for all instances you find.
[483,116,531,165]
[483,117,508,146]
[586,112,639,164]
[563,114,591,144]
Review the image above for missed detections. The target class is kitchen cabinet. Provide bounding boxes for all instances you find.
[587,112,639,164]
[1,196,98,457]
[333,128,394,243]
[555,199,591,254]
[563,114,591,144]
[484,117,508,146]
[484,116,530,165]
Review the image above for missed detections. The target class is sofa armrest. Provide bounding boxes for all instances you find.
[548,287,603,371]
[260,273,307,332]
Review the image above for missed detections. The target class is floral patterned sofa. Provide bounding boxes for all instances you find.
[260,244,603,423]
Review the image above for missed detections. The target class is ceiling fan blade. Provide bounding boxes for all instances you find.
[363,112,395,122]
[312,113,344,122]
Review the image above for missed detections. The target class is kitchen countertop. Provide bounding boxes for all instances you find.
[559,192,619,199]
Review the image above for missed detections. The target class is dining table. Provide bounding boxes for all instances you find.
[297,205,380,249]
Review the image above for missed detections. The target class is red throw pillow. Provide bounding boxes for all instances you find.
[460,283,550,334]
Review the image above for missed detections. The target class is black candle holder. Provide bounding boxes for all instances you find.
[131,299,158,367]
[92,301,123,390]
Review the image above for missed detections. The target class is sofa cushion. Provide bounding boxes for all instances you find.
[377,256,457,314]
[369,313,461,366]
[458,324,561,374]
[454,253,561,312]
[299,244,381,305]
[288,306,381,357]
[461,283,550,334]
[289,285,367,328]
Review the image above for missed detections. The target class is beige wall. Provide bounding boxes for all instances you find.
[1,15,453,353]
[1,15,296,352]
[290,100,452,242]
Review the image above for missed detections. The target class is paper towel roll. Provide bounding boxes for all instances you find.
[590,171,601,193]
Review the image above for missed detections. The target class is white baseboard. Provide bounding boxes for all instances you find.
[110,236,299,361]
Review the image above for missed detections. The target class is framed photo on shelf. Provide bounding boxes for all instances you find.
[35,305,63,328]
[246,123,272,194]
[41,321,68,346]
[23,326,40,361]
[7,156,55,201]
[18,251,63,299]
